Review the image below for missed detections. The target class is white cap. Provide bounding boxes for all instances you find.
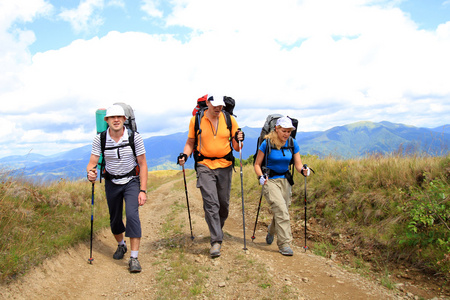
[207,94,225,106]
[276,116,295,129]
[104,105,125,119]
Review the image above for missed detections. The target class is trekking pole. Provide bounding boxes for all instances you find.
[182,165,194,240]
[303,173,308,252]
[302,164,315,252]
[238,129,248,250]
[251,185,264,241]
[88,182,95,264]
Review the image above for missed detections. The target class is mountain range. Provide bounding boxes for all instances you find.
[1,121,449,183]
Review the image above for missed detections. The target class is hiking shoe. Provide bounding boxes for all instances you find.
[113,243,127,260]
[279,246,294,256]
[129,257,142,273]
[266,228,274,245]
[210,243,221,258]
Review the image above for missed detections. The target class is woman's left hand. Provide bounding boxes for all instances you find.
[301,166,310,177]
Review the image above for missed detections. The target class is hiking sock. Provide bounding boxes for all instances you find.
[130,250,138,258]
[118,239,126,246]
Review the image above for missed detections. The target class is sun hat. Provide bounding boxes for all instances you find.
[207,94,225,107]
[104,104,126,119]
[276,116,295,129]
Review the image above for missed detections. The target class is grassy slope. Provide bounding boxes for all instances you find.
[231,154,450,286]
[1,156,449,289]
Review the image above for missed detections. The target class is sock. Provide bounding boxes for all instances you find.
[130,250,138,258]
[118,239,125,246]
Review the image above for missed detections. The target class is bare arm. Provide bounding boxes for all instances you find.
[137,153,148,206]
[254,150,265,177]
[178,137,195,166]
[293,152,308,176]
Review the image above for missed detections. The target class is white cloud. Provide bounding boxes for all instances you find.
[0,0,52,92]
[141,0,163,18]
[0,0,53,26]
[59,0,105,34]
[0,0,450,158]
[107,0,125,9]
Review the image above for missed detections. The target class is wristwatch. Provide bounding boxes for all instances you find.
[139,189,147,194]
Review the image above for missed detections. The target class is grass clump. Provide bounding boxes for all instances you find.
[154,188,208,299]
[154,247,209,299]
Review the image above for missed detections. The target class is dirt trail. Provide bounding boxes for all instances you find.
[0,173,439,299]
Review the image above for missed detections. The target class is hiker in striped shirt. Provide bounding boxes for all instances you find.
[87,104,148,273]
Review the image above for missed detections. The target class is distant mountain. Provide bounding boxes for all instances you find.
[430,125,450,134]
[299,121,450,158]
[2,121,449,183]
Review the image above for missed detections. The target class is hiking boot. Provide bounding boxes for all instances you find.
[266,225,274,245]
[113,243,127,260]
[129,257,142,273]
[279,246,294,256]
[210,243,221,258]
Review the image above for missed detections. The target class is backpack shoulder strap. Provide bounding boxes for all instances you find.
[100,130,107,157]
[126,128,137,158]
[288,136,294,151]
[266,138,273,156]
[223,110,233,141]
[287,137,295,169]
[194,109,204,151]
[99,130,107,183]
[224,111,232,130]
[264,138,270,173]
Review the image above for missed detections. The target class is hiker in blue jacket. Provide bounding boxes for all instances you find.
[254,116,310,256]
[86,104,148,273]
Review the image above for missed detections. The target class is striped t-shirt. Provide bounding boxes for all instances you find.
[91,127,146,185]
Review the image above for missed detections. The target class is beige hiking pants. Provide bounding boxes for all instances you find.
[263,178,292,249]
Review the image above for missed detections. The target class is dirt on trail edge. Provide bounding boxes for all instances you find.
[1,172,444,300]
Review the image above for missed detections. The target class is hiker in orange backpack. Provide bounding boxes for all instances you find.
[178,94,244,258]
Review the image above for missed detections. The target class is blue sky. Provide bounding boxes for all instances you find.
[1,0,450,158]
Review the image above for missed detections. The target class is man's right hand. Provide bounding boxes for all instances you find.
[177,153,188,166]
[87,168,97,182]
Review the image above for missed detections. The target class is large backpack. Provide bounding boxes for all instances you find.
[114,102,137,132]
[98,103,138,182]
[192,94,236,170]
[192,94,236,117]
[253,114,298,183]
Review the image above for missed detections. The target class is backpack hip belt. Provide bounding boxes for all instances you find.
[267,168,294,186]
[194,150,234,162]
[267,168,289,178]
[102,165,140,180]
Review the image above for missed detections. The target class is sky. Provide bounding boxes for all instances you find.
[1,0,450,158]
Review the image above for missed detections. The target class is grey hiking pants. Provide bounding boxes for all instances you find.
[196,164,233,245]
[105,177,142,238]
